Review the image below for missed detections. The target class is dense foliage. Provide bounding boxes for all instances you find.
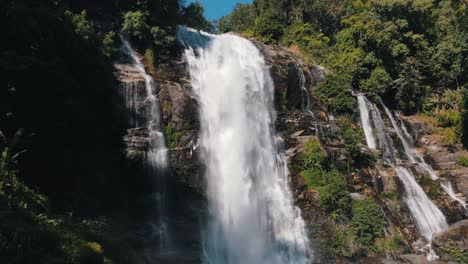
[0,0,211,263]
[221,0,468,148]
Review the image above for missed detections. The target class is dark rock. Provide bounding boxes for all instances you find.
[0,130,5,146]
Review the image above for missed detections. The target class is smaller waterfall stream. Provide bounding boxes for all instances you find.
[292,60,314,118]
[357,94,448,259]
[383,105,468,214]
[357,94,377,149]
[121,37,172,251]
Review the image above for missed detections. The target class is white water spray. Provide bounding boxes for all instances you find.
[177,27,310,264]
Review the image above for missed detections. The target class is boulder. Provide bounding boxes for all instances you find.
[433,219,468,254]
[399,254,427,264]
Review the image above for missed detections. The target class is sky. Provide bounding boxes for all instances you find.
[186,0,253,21]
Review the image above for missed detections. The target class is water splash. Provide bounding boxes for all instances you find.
[177,26,310,264]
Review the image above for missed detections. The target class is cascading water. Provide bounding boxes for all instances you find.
[383,105,468,214]
[121,37,172,250]
[394,166,448,241]
[357,94,448,259]
[177,27,310,264]
[383,105,438,180]
[357,94,377,150]
[292,59,314,118]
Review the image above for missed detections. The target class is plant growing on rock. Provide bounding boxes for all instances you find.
[351,198,385,253]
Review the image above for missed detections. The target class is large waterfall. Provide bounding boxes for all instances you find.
[357,95,448,258]
[121,38,172,250]
[177,27,310,264]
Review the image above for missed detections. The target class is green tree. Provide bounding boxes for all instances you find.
[218,3,255,33]
[122,11,150,42]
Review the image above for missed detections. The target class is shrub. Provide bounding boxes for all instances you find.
[351,199,385,252]
[337,117,374,169]
[122,11,149,42]
[78,242,104,264]
[300,168,323,189]
[360,67,392,100]
[318,170,352,218]
[323,224,355,257]
[101,31,116,58]
[458,156,468,167]
[317,74,355,115]
[437,110,461,128]
[150,26,175,59]
[164,122,179,149]
[440,246,468,263]
[420,175,441,199]
[253,16,284,44]
[301,138,327,169]
[144,48,155,72]
[65,10,94,41]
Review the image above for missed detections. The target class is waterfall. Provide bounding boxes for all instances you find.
[383,105,438,180]
[121,37,172,250]
[383,105,468,213]
[357,94,377,150]
[177,26,310,264]
[357,94,448,259]
[292,59,314,118]
[394,166,448,242]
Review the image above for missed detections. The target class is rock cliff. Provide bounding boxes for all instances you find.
[114,37,467,263]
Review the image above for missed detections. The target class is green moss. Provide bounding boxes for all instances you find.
[164,122,179,149]
[380,192,400,201]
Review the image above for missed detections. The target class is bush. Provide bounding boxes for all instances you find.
[420,175,441,199]
[318,170,352,218]
[78,242,104,264]
[300,168,323,189]
[440,246,468,263]
[301,138,327,169]
[282,21,330,63]
[323,224,355,257]
[253,16,284,44]
[458,156,468,167]
[360,67,392,100]
[144,48,155,72]
[351,199,385,252]
[337,117,374,169]
[65,10,94,41]
[150,26,175,59]
[122,11,149,42]
[101,31,116,58]
[317,74,355,115]
[164,122,179,149]
[437,110,461,128]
